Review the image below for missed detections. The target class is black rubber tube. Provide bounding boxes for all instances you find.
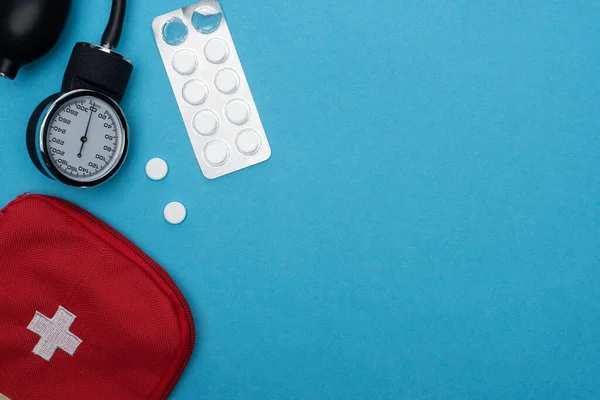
[101,0,126,49]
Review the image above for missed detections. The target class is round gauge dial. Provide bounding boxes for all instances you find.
[42,91,128,186]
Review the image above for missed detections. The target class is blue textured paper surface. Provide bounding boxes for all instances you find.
[1,1,599,398]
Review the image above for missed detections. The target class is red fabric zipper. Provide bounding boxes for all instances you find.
[9,194,195,400]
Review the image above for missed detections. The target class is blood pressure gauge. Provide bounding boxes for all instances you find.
[33,90,128,187]
[26,0,133,188]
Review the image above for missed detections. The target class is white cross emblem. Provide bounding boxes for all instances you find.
[27,306,82,361]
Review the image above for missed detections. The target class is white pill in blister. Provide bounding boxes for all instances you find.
[182,80,208,105]
[204,38,229,64]
[193,110,219,136]
[146,158,169,180]
[164,202,187,225]
[203,140,229,166]
[172,49,198,75]
[235,129,261,155]
[215,68,240,94]
[225,99,251,125]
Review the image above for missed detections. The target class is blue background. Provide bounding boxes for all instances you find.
[1,1,599,398]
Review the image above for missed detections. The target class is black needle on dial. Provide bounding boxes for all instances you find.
[77,106,95,158]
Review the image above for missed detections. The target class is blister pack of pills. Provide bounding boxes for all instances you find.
[152,0,271,179]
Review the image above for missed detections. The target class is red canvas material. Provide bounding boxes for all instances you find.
[0,194,195,400]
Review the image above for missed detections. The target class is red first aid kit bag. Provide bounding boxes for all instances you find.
[0,194,195,400]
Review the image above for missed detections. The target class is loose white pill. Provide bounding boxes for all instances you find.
[172,49,197,75]
[193,110,219,136]
[203,140,229,166]
[225,99,251,125]
[235,129,261,155]
[182,80,208,105]
[215,68,239,94]
[146,158,169,180]
[164,202,187,225]
[203,38,229,64]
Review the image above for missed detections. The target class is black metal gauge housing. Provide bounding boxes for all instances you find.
[28,89,129,188]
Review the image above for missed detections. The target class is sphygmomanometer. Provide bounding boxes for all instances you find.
[0,0,133,187]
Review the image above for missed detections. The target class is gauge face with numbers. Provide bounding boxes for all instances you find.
[40,90,128,187]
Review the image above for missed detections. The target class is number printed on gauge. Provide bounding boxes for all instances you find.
[36,90,129,187]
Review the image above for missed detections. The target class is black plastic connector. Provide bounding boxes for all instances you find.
[61,43,133,103]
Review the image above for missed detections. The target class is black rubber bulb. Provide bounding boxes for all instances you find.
[0,0,71,80]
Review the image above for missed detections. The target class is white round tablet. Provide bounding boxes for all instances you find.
[182,80,209,105]
[215,68,240,94]
[235,129,261,155]
[164,202,187,225]
[145,158,168,180]
[193,110,219,136]
[225,99,251,125]
[171,49,198,75]
[203,38,229,64]
[203,140,229,166]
